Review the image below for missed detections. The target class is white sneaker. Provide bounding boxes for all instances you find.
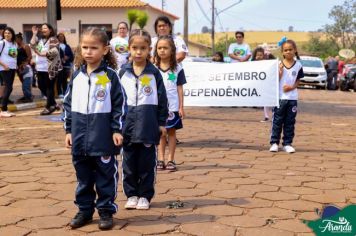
[283,145,296,153]
[136,197,150,210]
[269,143,279,152]
[0,111,15,118]
[124,196,139,209]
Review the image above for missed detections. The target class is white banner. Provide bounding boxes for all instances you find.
[182,60,279,107]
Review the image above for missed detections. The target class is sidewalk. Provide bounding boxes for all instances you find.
[1,88,356,235]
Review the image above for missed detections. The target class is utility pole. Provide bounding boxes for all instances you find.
[184,0,188,45]
[211,0,215,54]
[47,0,57,31]
[161,0,165,10]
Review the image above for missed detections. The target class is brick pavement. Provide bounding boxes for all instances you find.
[0,89,356,235]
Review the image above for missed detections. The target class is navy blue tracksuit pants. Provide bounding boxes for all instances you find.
[73,155,118,215]
[270,100,298,146]
[122,143,157,202]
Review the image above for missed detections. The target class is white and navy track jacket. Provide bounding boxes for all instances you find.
[63,62,127,156]
[119,62,168,145]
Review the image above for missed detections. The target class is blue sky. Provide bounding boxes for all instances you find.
[144,0,345,33]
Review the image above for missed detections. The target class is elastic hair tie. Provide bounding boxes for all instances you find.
[278,36,287,47]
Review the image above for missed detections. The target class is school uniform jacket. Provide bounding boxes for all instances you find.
[119,62,168,145]
[63,62,127,156]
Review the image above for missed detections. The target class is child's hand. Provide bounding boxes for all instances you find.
[32,26,38,35]
[279,63,284,78]
[283,84,293,92]
[113,133,123,146]
[65,133,72,148]
[159,126,167,138]
[179,108,185,119]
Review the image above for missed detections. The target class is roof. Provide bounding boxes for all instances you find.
[0,0,179,19]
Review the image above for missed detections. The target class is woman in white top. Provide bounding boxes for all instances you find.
[151,16,188,63]
[0,27,17,117]
[30,23,61,115]
[110,22,129,69]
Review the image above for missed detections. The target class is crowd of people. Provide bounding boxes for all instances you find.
[0,15,323,230]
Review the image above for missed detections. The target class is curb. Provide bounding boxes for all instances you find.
[7,99,63,112]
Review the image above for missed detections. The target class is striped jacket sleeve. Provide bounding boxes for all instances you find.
[155,70,169,126]
[110,70,127,134]
[63,72,75,134]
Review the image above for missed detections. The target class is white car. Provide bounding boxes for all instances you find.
[299,56,327,89]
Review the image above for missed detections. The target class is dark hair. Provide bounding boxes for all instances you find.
[2,27,16,42]
[74,27,117,69]
[118,22,128,30]
[154,16,173,35]
[235,31,244,38]
[154,35,177,71]
[212,51,224,62]
[15,32,23,40]
[281,39,300,60]
[128,29,152,61]
[251,47,265,61]
[57,33,67,44]
[41,23,56,39]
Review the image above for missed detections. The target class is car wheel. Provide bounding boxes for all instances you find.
[340,81,348,91]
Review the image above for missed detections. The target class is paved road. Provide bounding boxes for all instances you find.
[0,88,356,235]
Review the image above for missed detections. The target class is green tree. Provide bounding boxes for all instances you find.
[302,35,339,59]
[324,0,356,50]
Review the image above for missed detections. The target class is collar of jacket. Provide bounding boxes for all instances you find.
[80,60,108,74]
[124,61,157,75]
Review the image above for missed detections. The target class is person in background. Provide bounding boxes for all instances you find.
[269,39,304,153]
[0,27,17,117]
[151,16,188,64]
[57,33,74,98]
[228,31,251,63]
[31,23,62,115]
[110,22,129,69]
[212,51,224,63]
[155,36,187,172]
[16,32,33,103]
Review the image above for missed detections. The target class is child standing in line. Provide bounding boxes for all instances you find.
[154,36,186,171]
[63,27,127,230]
[269,39,304,153]
[251,47,274,122]
[119,29,168,210]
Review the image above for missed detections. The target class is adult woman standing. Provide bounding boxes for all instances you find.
[30,23,62,115]
[0,27,17,117]
[16,32,33,103]
[57,33,73,98]
[151,16,188,63]
[110,22,129,69]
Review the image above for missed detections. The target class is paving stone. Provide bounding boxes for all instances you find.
[210,189,254,199]
[239,227,294,236]
[9,198,59,208]
[159,180,196,189]
[271,219,313,233]
[255,191,299,201]
[2,176,41,184]
[168,188,210,197]
[303,181,344,190]
[237,184,279,193]
[0,214,24,226]
[165,213,214,224]
[0,225,32,236]
[123,220,178,234]
[228,198,273,209]
[194,204,244,216]
[275,200,322,212]
[263,179,302,187]
[217,215,267,227]
[17,216,69,229]
[196,182,236,190]
[221,177,261,185]
[30,228,84,236]
[301,193,346,204]
[180,222,236,236]
[280,187,322,195]
[5,190,51,199]
[247,207,296,219]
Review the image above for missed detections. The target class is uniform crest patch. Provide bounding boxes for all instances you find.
[168,111,175,121]
[142,86,153,96]
[101,156,111,164]
[95,88,107,101]
[292,71,297,76]
[292,106,297,113]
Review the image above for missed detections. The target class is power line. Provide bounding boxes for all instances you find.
[195,0,211,23]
